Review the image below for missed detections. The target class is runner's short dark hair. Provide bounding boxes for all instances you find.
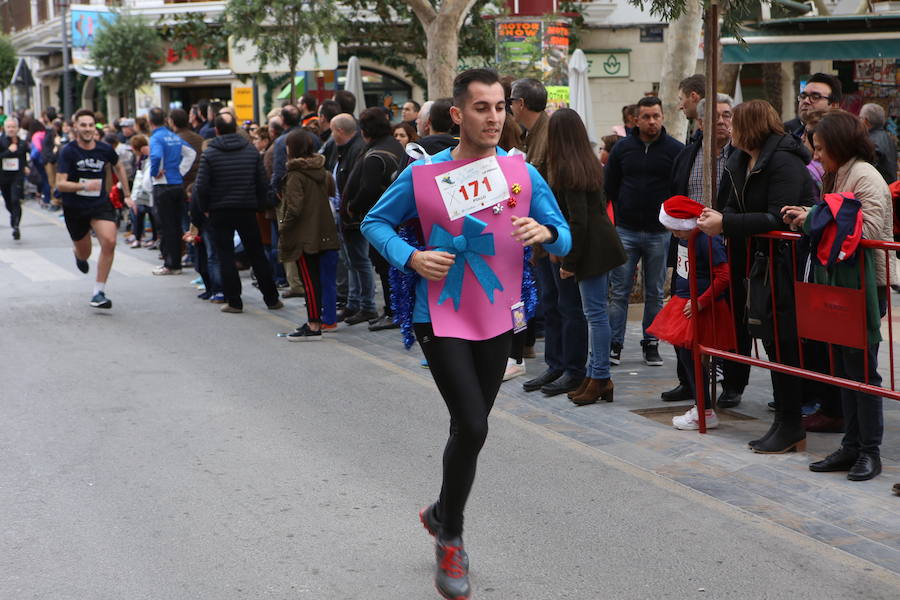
[148,107,166,127]
[453,69,501,108]
[300,93,318,112]
[73,108,95,123]
[170,108,189,130]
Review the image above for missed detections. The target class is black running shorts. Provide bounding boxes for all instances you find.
[63,201,117,241]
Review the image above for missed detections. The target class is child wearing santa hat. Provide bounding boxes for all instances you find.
[648,195,736,430]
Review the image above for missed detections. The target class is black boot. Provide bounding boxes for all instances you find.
[753,414,806,454]
[748,412,781,449]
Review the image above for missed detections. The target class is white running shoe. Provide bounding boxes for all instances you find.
[672,406,718,430]
[503,358,526,381]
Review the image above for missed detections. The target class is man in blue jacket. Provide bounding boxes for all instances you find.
[148,107,195,275]
[605,95,684,367]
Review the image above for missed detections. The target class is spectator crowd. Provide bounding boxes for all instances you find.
[1,72,898,493]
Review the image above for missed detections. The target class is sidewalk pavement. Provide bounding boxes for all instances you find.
[305,300,900,576]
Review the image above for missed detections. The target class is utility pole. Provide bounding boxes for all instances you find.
[701,0,720,209]
[60,0,72,119]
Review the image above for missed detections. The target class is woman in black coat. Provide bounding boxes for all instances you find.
[697,99,816,454]
[548,109,627,405]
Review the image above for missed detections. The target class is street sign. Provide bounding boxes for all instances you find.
[588,52,630,78]
[233,87,254,122]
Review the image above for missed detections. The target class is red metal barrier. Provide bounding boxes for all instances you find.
[686,229,900,434]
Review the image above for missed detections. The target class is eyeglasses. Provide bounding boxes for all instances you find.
[798,92,832,103]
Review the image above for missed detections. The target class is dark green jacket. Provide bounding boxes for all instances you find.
[802,204,882,344]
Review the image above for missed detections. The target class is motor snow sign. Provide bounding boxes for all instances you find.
[588,52,630,79]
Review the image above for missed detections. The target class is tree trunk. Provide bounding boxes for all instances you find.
[289,58,298,105]
[405,0,478,100]
[425,14,460,99]
[658,0,702,143]
[762,63,783,115]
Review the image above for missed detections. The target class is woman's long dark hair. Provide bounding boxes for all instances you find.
[546,108,602,192]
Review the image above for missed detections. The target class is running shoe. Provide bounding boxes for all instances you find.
[286,323,322,342]
[152,266,182,276]
[320,322,337,331]
[190,276,204,285]
[209,293,226,304]
[672,406,718,430]
[89,292,112,309]
[435,537,471,600]
[74,255,89,274]
[12,227,20,240]
[197,291,212,300]
[419,504,442,537]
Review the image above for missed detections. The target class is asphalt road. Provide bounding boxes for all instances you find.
[2,202,899,599]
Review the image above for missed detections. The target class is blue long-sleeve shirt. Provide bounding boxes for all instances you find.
[362,147,571,323]
[150,126,189,185]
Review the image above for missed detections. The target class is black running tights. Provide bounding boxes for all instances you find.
[414,323,513,539]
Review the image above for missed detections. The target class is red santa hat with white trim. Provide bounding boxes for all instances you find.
[659,195,705,231]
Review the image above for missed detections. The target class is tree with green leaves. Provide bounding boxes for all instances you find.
[226,0,342,104]
[0,35,16,87]
[89,11,163,114]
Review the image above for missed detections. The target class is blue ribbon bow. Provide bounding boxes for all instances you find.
[428,215,504,311]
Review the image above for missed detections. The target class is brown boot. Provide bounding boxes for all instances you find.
[572,378,614,406]
[567,377,590,400]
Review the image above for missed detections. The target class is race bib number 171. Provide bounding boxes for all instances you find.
[435,156,510,221]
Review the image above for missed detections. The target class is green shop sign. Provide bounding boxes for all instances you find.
[587,51,630,79]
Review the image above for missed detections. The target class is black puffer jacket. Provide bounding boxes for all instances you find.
[722,133,815,239]
[193,133,267,214]
[342,134,405,229]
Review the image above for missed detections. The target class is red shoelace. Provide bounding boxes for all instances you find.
[439,545,466,578]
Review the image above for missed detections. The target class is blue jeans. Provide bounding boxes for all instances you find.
[534,256,587,378]
[608,227,670,347]
[343,227,376,313]
[202,227,222,294]
[579,272,611,379]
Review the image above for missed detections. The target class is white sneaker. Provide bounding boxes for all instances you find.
[503,358,526,381]
[672,406,718,430]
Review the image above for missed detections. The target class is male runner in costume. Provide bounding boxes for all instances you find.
[362,69,571,600]
[56,109,133,309]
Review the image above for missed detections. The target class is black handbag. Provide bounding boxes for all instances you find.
[746,242,797,342]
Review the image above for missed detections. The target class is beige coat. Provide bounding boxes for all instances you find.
[830,158,895,286]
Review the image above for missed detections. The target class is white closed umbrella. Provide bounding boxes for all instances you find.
[568,49,597,145]
[344,56,366,119]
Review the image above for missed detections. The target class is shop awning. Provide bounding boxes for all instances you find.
[723,31,900,64]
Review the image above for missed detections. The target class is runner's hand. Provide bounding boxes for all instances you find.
[410,250,455,281]
[510,215,551,246]
[124,195,134,209]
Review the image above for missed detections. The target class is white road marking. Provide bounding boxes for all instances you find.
[0,248,78,281]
